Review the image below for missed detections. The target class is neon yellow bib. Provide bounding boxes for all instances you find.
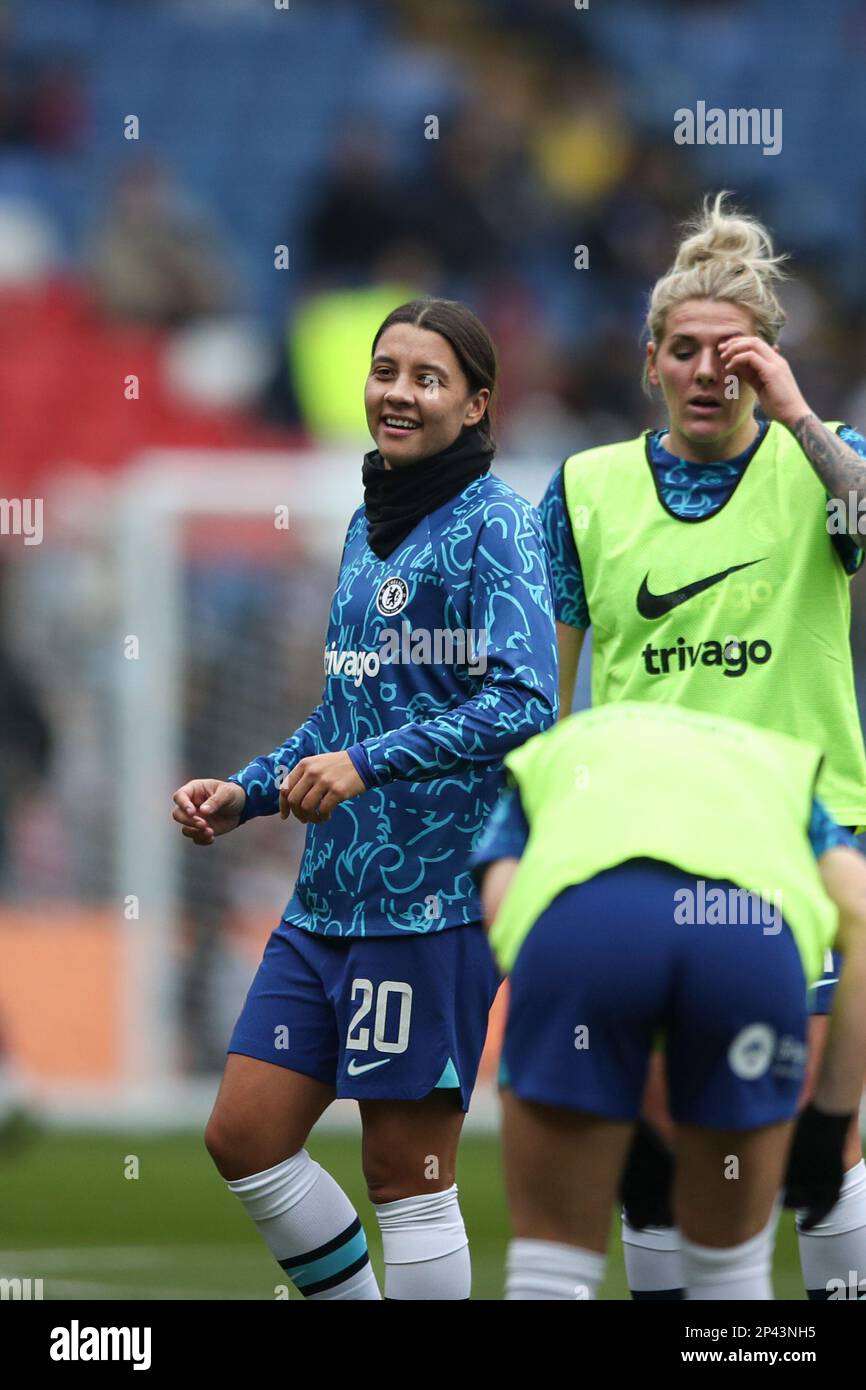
[562,422,866,826]
[289,283,418,438]
[490,702,837,983]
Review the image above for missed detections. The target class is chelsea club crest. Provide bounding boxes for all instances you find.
[376,576,409,616]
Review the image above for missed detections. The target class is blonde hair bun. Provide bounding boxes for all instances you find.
[646,192,788,352]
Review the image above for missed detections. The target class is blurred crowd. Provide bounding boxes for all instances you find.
[0,0,864,474]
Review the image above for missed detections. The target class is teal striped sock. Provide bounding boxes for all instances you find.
[280,1214,371,1296]
[228,1151,381,1300]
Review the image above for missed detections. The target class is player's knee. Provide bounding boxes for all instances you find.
[203,1111,234,1176]
[204,1109,261,1180]
[363,1152,455,1204]
[366,1176,441,1204]
[363,1156,409,1204]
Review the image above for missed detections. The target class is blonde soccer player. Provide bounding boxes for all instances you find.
[538,193,866,1299]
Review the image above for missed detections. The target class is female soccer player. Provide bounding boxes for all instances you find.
[539,193,866,1299]
[472,702,866,1300]
[171,297,557,1300]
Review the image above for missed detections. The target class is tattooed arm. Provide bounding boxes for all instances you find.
[717,334,866,550]
[790,414,866,551]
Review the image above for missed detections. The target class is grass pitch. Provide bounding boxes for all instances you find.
[0,1128,806,1300]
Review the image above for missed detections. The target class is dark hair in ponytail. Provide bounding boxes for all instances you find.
[372,297,497,447]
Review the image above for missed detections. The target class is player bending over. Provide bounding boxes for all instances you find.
[473,703,866,1300]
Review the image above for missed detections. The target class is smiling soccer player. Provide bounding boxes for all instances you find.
[172,297,557,1301]
[538,193,866,1300]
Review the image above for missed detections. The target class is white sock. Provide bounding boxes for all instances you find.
[374,1184,470,1300]
[798,1159,866,1300]
[622,1217,684,1299]
[227,1150,380,1300]
[505,1237,606,1300]
[682,1213,776,1300]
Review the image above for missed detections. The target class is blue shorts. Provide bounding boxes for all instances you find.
[503,859,809,1129]
[228,923,500,1111]
[810,827,862,1014]
[809,950,840,1016]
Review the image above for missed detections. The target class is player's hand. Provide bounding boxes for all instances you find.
[619,1118,676,1230]
[171,778,246,846]
[279,752,365,825]
[717,335,811,431]
[783,1102,852,1231]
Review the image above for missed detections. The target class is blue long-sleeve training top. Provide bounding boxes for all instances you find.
[228,473,559,936]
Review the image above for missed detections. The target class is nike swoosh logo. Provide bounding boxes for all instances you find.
[346,1057,392,1076]
[637,559,766,619]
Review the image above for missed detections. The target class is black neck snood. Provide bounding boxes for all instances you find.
[362,425,495,559]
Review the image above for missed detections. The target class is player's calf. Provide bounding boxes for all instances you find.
[361,1094,471,1299]
[206,1056,380,1299]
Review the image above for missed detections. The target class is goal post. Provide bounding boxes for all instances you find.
[114,450,358,1110]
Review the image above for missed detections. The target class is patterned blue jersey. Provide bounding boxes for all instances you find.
[229,474,558,937]
[540,422,866,630]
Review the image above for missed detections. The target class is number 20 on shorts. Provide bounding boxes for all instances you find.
[346,978,413,1055]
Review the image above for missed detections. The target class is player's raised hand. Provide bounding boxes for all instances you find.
[279,752,365,824]
[172,778,246,846]
[717,335,810,430]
